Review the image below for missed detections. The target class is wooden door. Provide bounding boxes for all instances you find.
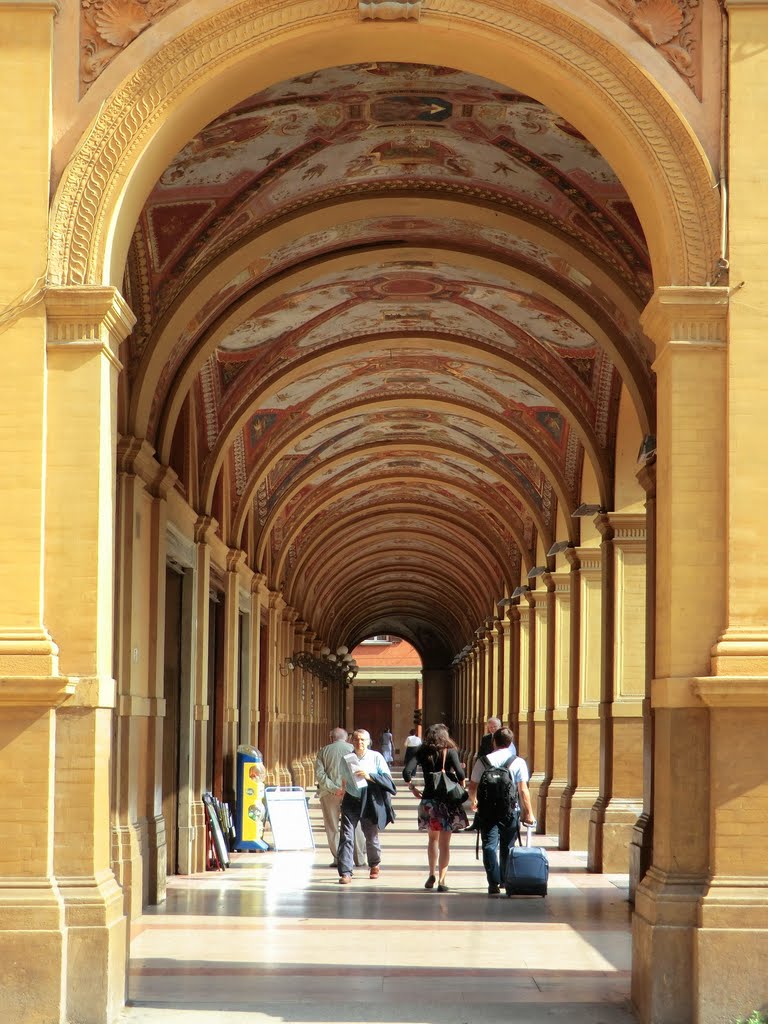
[353,686,393,755]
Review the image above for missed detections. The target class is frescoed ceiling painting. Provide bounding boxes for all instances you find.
[126,61,654,657]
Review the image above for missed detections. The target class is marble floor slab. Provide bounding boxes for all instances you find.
[120,791,636,1024]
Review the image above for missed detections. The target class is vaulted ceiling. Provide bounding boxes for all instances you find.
[123,62,654,666]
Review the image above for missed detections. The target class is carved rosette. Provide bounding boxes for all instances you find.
[359,0,421,19]
[80,0,182,94]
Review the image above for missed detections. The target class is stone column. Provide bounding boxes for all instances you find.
[112,439,176,916]
[222,550,245,804]
[517,593,535,764]
[548,571,572,846]
[629,459,656,901]
[302,630,317,783]
[0,14,69,1012]
[530,578,555,830]
[290,619,308,787]
[249,574,267,751]
[632,287,727,1023]
[561,547,602,852]
[44,285,135,1023]
[261,592,284,783]
[588,513,646,872]
[507,607,520,739]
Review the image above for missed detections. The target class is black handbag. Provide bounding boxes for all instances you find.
[429,750,465,804]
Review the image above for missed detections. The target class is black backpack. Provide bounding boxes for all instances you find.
[476,754,519,827]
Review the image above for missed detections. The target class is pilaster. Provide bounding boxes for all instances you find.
[548,571,571,848]
[45,286,134,1024]
[517,594,535,764]
[530,578,554,831]
[561,547,602,852]
[633,286,727,1023]
[588,513,646,873]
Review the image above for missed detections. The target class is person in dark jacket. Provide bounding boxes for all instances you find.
[403,723,467,892]
[337,729,396,884]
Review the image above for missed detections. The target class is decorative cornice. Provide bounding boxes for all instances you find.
[0,676,74,708]
[359,0,421,18]
[49,0,719,289]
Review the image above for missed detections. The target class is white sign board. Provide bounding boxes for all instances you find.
[264,786,315,851]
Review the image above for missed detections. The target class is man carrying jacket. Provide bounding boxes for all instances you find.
[337,728,396,884]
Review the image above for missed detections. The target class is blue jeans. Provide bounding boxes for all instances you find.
[481,820,517,886]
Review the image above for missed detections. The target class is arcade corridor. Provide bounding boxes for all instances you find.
[120,794,633,1024]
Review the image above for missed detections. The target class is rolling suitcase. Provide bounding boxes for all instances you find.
[504,824,548,897]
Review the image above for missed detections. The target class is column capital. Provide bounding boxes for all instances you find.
[595,511,647,547]
[46,285,135,370]
[250,572,268,595]
[568,546,603,575]
[226,548,246,573]
[636,454,657,499]
[549,571,572,596]
[116,437,178,498]
[193,514,218,545]
[641,286,728,360]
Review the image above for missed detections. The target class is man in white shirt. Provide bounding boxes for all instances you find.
[469,727,535,895]
[315,727,366,868]
[337,729,396,884]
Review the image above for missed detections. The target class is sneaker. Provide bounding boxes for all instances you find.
[339,875,352,885]
[488,883,501,896]
[369,865,380,879]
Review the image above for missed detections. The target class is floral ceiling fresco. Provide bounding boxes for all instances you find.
[125,61,656,648]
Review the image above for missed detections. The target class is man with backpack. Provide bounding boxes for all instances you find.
[468,727,535,895]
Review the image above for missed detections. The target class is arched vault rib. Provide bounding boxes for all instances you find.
[286,520,507,611]
[151,244,650,456]
[231,399,573,552]
[51,2,719,299]
[321,593,461,655]
[255,468,549,581]
[298,543,500,632]
[281,504,517,606]
[254,442,554,570]
[202,336,609,516]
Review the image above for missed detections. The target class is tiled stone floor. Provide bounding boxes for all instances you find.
[120,791,636,1024]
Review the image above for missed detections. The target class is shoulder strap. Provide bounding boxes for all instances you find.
[480,754,492,770]
[503,754,516,770]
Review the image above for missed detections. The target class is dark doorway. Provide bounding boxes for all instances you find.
[353,686,393,756]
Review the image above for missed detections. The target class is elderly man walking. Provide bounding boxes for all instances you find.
[337,729,396,884]
[315,727,365,868]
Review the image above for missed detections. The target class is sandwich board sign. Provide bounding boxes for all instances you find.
[264,786,315,851]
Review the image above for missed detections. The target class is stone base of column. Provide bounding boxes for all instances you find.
[302,754,315,787]
[145,813,167,905]
[545,779,568,846]
[60,873,126,1024]
[179,801,208,873]
[290,759,306,787]
[589,797,643,873]
[567,788,600,851]
[628,811,652,903]
[696,884,768,1024]
[557,786,573,849]
[0,883,65,1024]
[111,820,145,919]
[632,867,702,1024]
[534,775,553,833]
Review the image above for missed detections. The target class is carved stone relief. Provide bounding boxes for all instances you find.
[359,0,422,20]
[604,0,702,94]
[80,0,182,94]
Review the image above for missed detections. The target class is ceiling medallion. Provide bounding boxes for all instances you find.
[359,0,422,21]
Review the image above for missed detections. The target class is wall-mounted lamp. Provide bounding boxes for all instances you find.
[278,657,295,677]
[527,565,548,580]
[547,540,572,557]
[571,503,606,517]
[497,597,515,607]
[637,434,656,462]
[511,584,531,599]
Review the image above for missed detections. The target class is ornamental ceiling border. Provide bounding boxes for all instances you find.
[50,0,718,289]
